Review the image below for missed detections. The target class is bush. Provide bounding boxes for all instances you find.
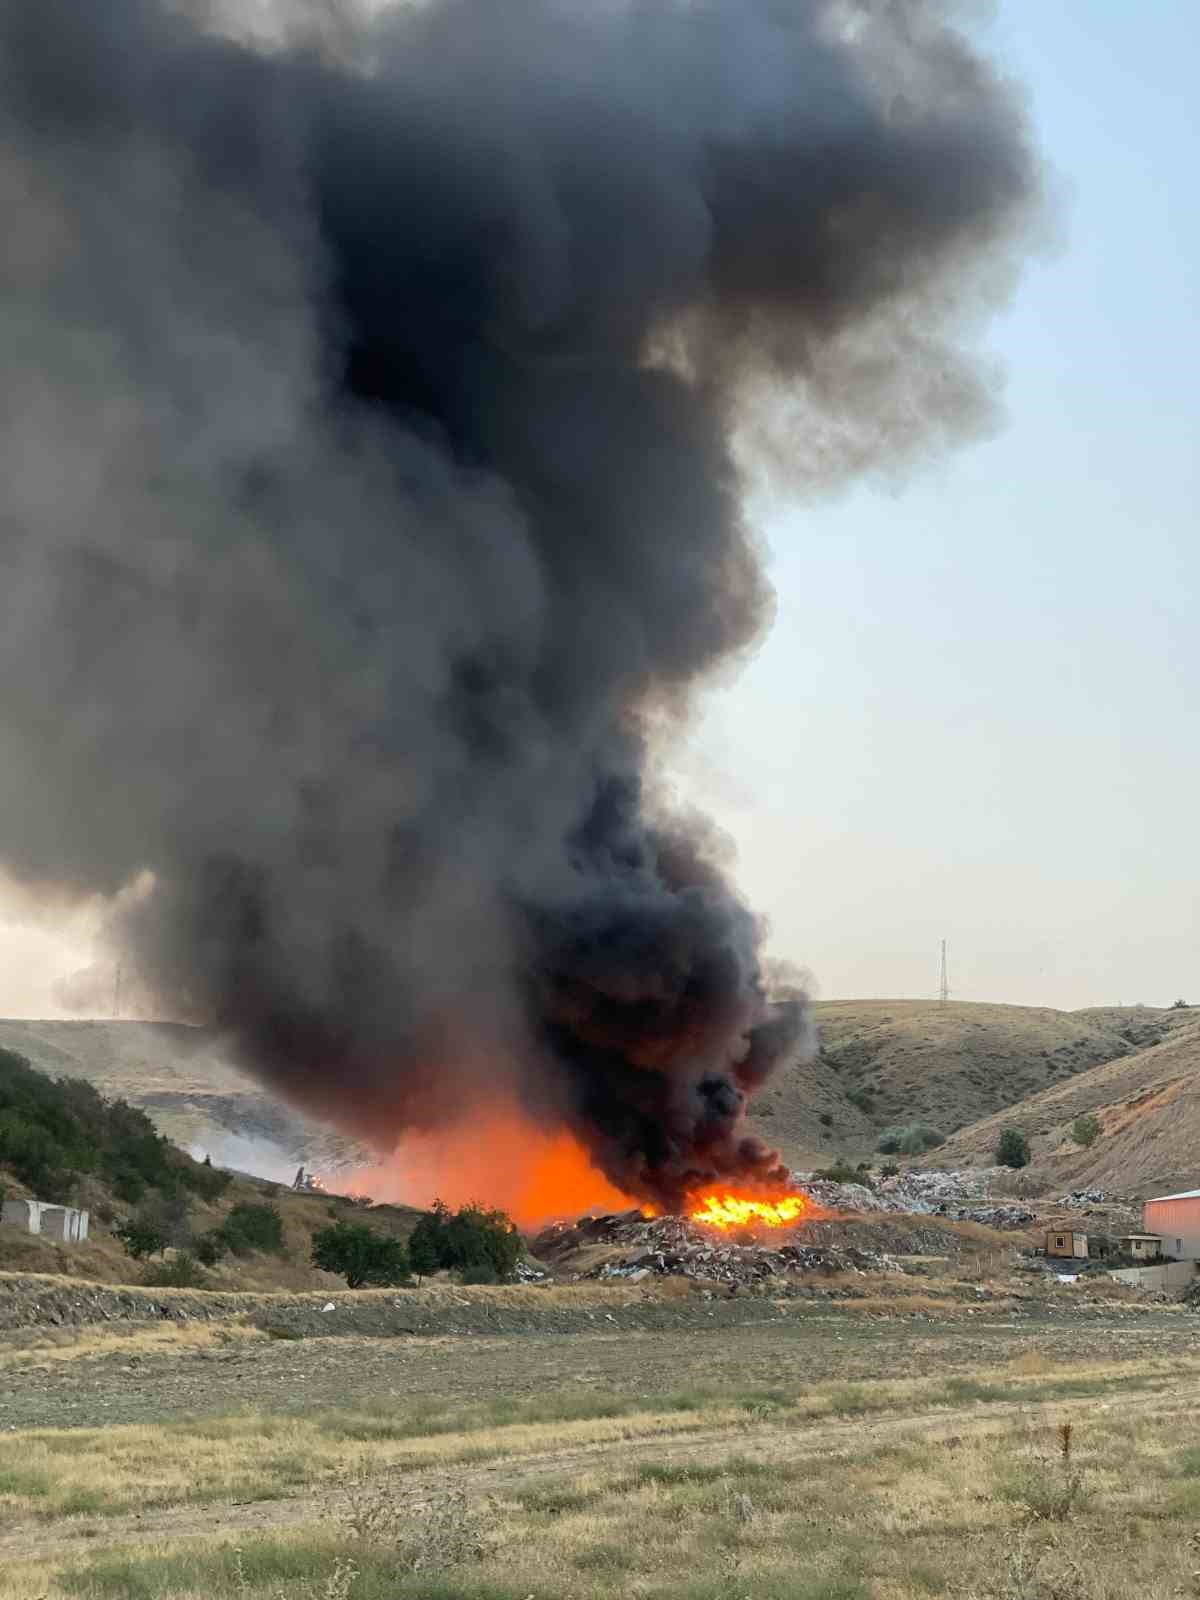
[407,1201,523,1283]
[311,1221,411,1288]
[215,1202,285,1257]
[194,1231,227,1266]
[814,1160,862,1184]
[876,1123,944,1156]
[996,1128,1031,1169]
[460,1262,500,1285]
[142,1251,209,1288]
[818,1112,833,1128]
[879,1163,900,1178]
[845,1088,875,1114]
[1071,1113,1101,1149]
[113,1220,169,1260]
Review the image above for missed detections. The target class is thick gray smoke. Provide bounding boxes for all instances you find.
[0,0,1041,1210]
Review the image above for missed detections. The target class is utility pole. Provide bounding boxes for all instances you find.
[938,940,949,1005]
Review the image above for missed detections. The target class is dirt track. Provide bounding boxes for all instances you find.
[8,1366,1200,1565]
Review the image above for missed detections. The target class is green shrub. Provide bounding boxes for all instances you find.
[845,1088,875,1114]
[142,1251,209,1288]
[213,1202,285,1257]
[460,1262,500,1285]
[876,1123,944,1156]
[194,1231,227,1266]
[818,1112,833,1128]
[113,1220,169,1260]
[814,1160,862,1184]
[996,1128,1031,1169]
[407,1201,523,1283]
[1071,1113,1101,1148]
[311,1221,411,1288]
[879,1163,899,1178]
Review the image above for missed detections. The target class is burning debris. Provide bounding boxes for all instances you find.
[532,1209,899,1287]
[0,1,1044,1214]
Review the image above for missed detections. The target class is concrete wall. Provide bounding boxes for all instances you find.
[1144,1199,1200,1261]
[1,1198,40,1233]
[1,1199,89,1241]
[1110,1261,1197,1294]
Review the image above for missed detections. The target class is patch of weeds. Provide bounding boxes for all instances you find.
[337,1465,499,1573]
[571,1541,637,1573]
[263,1324,303,1341]
[995,1425,1089,1523]
[1177,1446,1200,1477]
[515,1481,606,1515]
[0,1466,52,1497]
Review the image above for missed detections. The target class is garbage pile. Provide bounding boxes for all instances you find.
[1057,1189,1107,1209]
[530,1210,900,1287]
[792,1168,1035,1229]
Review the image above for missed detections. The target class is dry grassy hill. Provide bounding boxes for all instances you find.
[0,1020,362,1173]
[747,999,1182,1170]
[4,1005,1182,1190]
[927,1008,1200,1197]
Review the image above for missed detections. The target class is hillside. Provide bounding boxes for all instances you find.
[747,999,1183,1169]
[0,1020,363,1175]
[0,1042,422,1290]
[2,1005,1183,1191]
[927,1008,1200,1198]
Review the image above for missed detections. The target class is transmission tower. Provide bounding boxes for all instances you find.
[938,940,949,1005]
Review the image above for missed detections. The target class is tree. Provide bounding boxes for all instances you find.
[1071,1113,1101,1149]
[113,1219,169,1260]
[996,1128,1030,1170]
[407,1209,443,1278]
[311,1221,411,1289]
[405,1200,524,1283]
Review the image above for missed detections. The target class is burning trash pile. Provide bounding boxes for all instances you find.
[531,1203,900,1288]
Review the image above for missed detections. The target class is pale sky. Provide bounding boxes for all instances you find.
[682,1,1200,1009]
[1,1,1195,1017]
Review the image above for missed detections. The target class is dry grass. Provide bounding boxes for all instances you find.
[0,1319,267,1371]
[8,1392,1200,1600]
[3,1353,1199,1531]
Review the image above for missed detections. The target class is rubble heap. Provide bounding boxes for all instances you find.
[791,1169,1036,1229]
[531,1210,901,1287]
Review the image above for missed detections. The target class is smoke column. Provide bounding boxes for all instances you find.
[0,0,1042,1210]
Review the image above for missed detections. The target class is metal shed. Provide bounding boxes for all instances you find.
[1143,1191,1200,1261]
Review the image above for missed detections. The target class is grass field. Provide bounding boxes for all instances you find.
[5,1326,1200,1600]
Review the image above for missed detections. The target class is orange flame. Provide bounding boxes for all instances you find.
[344,1105,639,1229]
[688,1191,812,1230]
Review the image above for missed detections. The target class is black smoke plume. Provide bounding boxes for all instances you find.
[0,0,1042,1210]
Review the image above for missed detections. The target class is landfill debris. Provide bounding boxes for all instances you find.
[1057,1189,1107,1208]
[515,1261,548,1283]
[532,1210,901,1286]
[321,1302,336,1312]
[792,1169,1035,1229]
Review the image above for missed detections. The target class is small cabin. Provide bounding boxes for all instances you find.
[1045,1228,1088,1260]
[1119,1234,1163,1261]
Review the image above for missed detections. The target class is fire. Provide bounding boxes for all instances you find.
[343,1105,639,1229]
[688,1191,811,1230]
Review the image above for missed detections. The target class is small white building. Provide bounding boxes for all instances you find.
[1143,1190,1200,1261]
[1,1198,90,1243]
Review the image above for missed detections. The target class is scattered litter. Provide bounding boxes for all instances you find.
[321,1302,336,1312]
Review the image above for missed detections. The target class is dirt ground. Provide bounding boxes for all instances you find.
[3,1298,1195,1433]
